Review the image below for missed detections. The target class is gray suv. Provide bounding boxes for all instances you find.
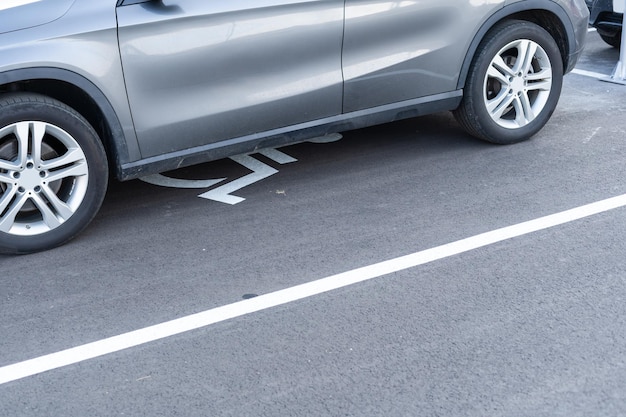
[0,0,588,254]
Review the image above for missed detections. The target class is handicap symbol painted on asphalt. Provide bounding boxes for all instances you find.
[140,134,342,205]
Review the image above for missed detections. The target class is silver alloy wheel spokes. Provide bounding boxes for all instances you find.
[0,121,89,236]
[483,39,552,129]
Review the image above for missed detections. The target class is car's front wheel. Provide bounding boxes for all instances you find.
[454,20,563,144]
[0,94,108,254]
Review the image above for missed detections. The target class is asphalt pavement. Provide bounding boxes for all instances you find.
[2,30,626,416]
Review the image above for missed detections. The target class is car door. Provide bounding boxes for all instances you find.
[116,0,344,158]
[342,0,504,113]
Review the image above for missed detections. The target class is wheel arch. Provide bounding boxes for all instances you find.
[457,1,578,91]
[0,67,130,179]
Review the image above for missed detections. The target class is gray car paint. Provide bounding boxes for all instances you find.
[0,1,142,163]
[343,0,504,112]
[117,0,345,158]
[0,0,77,34]
[0,0,589,180]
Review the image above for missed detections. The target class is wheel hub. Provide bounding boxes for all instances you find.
[0,140,60,213]
[13,161,45,194]
[510,74,526,94]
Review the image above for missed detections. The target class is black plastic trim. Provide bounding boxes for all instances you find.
[119,91,463,181]
[118,0,153,6]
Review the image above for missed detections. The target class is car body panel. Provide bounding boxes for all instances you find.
[0,0,77,34]
[117,0,345,158]
[342,0,504,112]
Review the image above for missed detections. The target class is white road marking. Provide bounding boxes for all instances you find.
[199,150,297,204]
[140,148,298,204]
[198,155,278,204]
[2,193,626,385]
[198,150,287,205]
[571,68,610,79]
[257,148,298,164]
[140,138,343,203]
[584,127,602,143]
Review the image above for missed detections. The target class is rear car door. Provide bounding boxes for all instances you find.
[342,0,504,112]
[116,0,345,157]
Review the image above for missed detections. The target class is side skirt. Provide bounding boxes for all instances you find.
[118,90,463,181]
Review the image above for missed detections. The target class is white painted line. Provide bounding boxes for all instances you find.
[572,68,610,79]
[257,148,298,164]
[2,193,626,385]
[588,27,597,32]
[198,154,279,204]
[194,148,297,204]
[140,147,297,201]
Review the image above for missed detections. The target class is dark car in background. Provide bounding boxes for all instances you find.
[0,0,589,254]
[587,0,624,47]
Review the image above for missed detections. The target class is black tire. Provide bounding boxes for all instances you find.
[599,31,621,48]
[454,20,563,144]
[0,93,108,254]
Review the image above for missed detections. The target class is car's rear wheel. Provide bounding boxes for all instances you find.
[454,20,563,144]
[599,31,621,48]
[0,94,108,254]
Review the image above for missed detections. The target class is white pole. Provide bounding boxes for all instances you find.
[608,0,626,83]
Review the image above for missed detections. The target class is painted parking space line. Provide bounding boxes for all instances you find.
[2,193,626,385]
[571,68,610,79]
